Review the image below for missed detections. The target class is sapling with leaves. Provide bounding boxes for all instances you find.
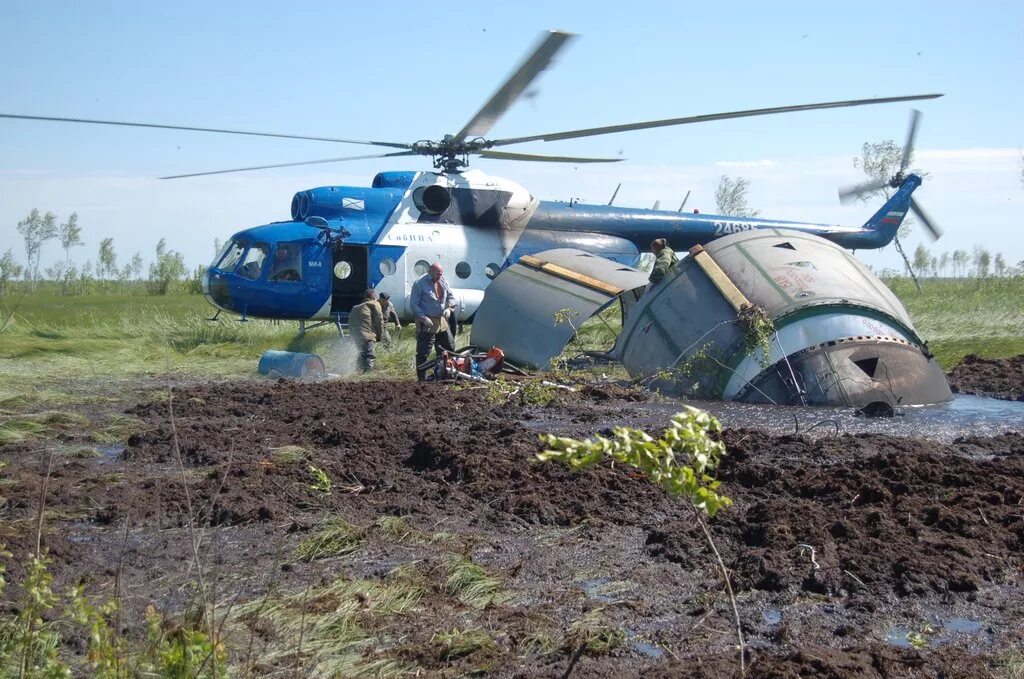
[538,406,746,674]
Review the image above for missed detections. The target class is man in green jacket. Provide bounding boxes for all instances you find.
[348,289,384,372]
[648,238,679,288]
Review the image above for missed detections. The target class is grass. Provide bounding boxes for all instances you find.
[564,611,626,656]
[444,556,507,609]
[232,575,421,678]
[885,277,1024,368]
[270,444,313,464]
[294,517,367,562]
[432,628,497,661]
[0,410,91,445]
[1,278,1021,398]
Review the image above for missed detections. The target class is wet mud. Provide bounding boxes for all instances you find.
[2,378,1022,677]
[948,353,1024,401]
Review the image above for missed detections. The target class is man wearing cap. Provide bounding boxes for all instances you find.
[377,292,402,345]
[410,262,457,381]
[348,289,384,372]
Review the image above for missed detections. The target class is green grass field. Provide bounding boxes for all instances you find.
[0,278,1021,403]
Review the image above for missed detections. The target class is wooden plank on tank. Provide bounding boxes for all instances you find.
[688,245,750,312]
[518,254,623,296]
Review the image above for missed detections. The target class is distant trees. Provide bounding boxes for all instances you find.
[714,176,759,217]
[97,238,118,279]
[7,208,196,296]
[0,249,24,296]
[16,209,58,289]
[148,238,188,295]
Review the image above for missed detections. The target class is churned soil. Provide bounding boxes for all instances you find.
[2,378,1022,677]
[948,353,1024,401]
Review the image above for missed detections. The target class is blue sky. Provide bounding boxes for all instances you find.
[2,0,1021,272]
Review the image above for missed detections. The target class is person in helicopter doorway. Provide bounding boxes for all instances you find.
[269,244,301,282]
[410,262,457,381]
[647,238,679,290]
[348,289,384,372]
[377,292,402,346]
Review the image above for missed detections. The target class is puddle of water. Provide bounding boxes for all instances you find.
[632,640,665,659]
[624,628,666,659]
[762,608,782,625]
[580,577,633,603]
[634,394,1024,442]
[96,443,125,461]
[945,617,984,634]
[885,627,915,648]
[885,618,986,648]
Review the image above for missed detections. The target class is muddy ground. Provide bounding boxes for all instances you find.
[948,354,1024,401]
[2,378,1023,677]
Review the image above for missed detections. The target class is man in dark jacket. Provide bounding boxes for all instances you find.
[348,289,384,372]
[378,292,402,346]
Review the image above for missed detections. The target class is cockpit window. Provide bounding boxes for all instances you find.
[217,240,245,271]
[269,242,303,283]
[238,242,270,281]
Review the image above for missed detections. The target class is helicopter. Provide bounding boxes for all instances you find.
[0,31,943,329]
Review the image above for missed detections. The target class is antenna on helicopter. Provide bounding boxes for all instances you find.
[678,189,692,213]
[608,182,622,206]
[838,109,942,240]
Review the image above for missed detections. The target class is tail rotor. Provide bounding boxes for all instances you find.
[839,109,941,240]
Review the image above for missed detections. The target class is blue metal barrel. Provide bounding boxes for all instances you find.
[258,350,326,379]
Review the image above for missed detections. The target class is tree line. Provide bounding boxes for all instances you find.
[2,209,199,296]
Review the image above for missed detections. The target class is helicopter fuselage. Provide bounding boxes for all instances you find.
[202,169,920,323]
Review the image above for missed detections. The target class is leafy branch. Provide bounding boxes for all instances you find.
[537,407,745,673]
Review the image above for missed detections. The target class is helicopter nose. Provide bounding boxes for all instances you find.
[204,267,232,311]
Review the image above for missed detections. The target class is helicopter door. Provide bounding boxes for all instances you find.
[331,244,369,313]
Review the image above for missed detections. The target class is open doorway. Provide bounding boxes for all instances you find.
[331,244,369,313]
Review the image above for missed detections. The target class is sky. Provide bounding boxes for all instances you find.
[1,0,1022,274]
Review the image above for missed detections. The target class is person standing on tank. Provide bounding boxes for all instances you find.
[410,262,457,381]
[348,289,384,373]
[648,238,679,289]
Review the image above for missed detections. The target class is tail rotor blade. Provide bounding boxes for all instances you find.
[900,109,921,173]
[839,178,888,204]
[910,196,942,240]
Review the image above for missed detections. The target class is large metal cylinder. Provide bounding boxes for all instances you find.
[615,229,951,408]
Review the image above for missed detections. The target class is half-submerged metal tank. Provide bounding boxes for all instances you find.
[615,229,951,408]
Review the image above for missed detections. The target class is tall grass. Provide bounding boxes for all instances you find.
[1,277,1020,396]
[886,277,1024,368]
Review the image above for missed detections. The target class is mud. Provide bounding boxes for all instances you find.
[2,378,1022,677]
[948,353,1024,401]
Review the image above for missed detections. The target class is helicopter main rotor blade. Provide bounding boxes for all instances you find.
[910,196,943,240]
[453,30,575,143]
[489,94,943,147]
[900,109,921,174]
[0,113,413,149]
[477,150,622,163]
[838,178,889,204]
[159,151,418,180]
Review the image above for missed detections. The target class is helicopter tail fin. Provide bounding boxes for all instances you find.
[859,175,921,247]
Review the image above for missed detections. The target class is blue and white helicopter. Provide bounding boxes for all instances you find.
[1,31,942,328]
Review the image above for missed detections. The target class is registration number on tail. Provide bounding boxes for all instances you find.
[713,221,756,236]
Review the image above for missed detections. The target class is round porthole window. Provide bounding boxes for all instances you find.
[414,260,430,276]
[485,263,501,280]
[455,262,471,279]
[379,258,397,276]
[333,261,352,279]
